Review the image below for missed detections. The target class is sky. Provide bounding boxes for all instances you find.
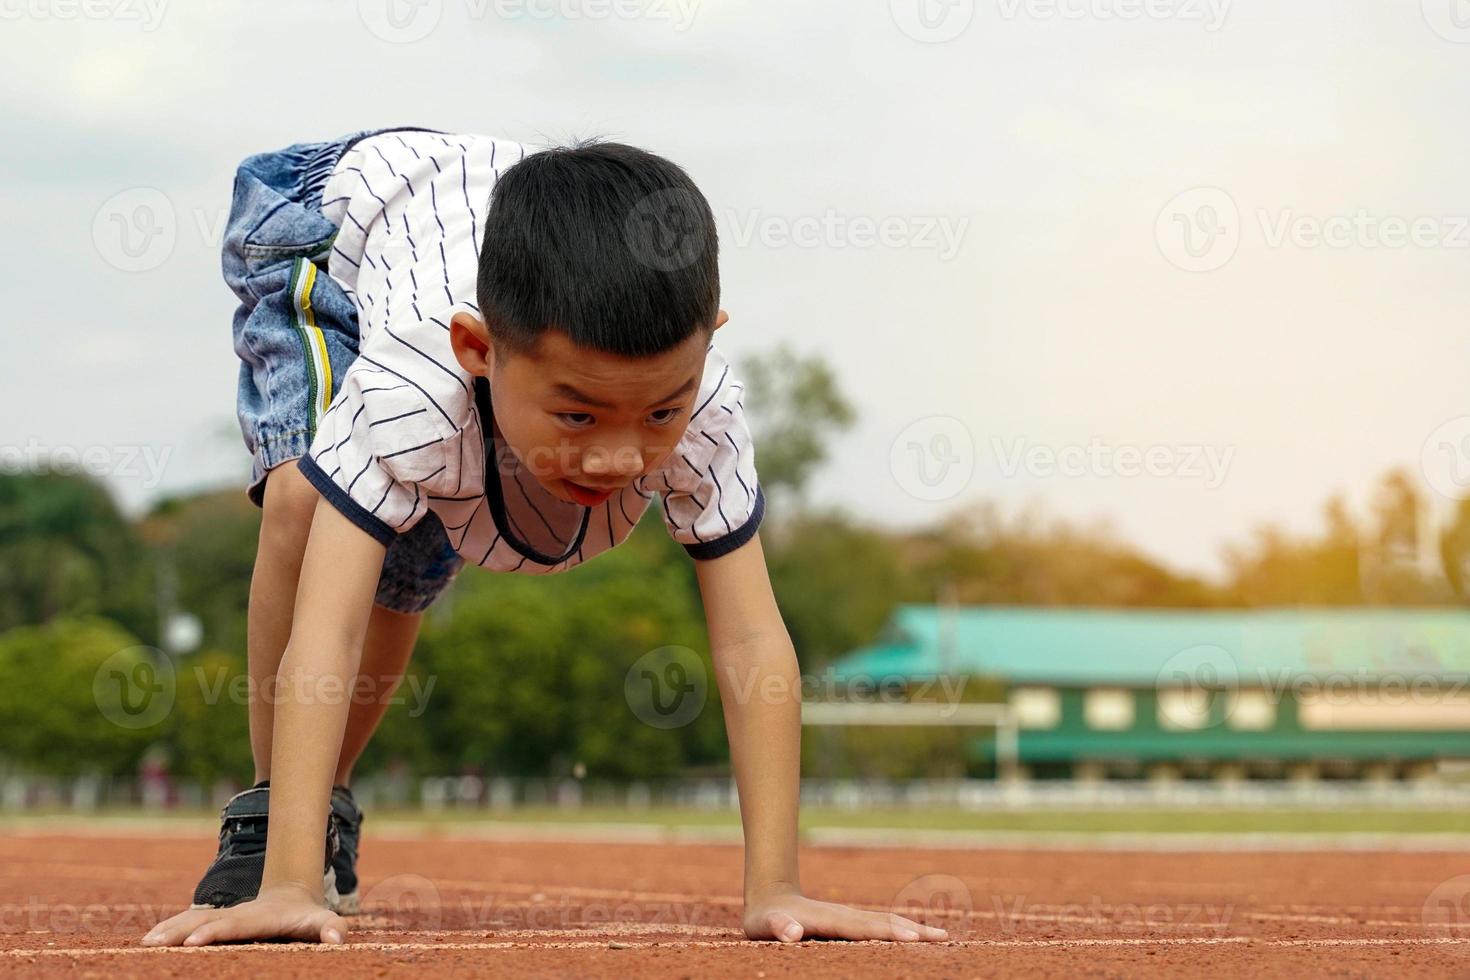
[2,0,1468,580]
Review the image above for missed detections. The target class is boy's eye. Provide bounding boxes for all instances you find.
[556,408,682,427]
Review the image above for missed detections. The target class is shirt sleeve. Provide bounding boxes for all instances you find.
[647,345,766,560]
[295,361,448,546]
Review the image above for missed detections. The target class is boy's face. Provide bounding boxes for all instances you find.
[450,313,724,508]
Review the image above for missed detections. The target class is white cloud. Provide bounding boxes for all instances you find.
[1,0,1466,574]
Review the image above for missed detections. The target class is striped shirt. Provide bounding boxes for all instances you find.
[295,130,764,573]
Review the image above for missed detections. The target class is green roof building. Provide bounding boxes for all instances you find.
[826,606,1470,780]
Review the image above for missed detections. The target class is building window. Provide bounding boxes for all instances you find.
[1084,688,1134,730]
[1227,689,1275,730]
[1158,688,1212,730]
[1011,687,1060,729]
[1297,690,1470,730]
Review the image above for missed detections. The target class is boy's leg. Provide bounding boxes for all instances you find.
[329,602,426,916]
[331,508,461,783]
[249,459,426,785]
[247,459,323,783]
[193,460,336,911]
[334,601,424,787]
[203,131,425,912]
[326,602,423,916]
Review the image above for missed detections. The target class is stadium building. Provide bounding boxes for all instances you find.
[825,606,1470,781]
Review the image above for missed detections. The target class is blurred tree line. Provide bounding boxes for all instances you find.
[1,347,1464,787]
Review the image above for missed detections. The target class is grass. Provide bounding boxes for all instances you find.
[5,805,1470,835]
[400,805,1470,834]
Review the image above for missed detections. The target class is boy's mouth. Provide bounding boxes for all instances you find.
[561,479,618,507]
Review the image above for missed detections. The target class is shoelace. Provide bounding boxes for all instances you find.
[216,806,339,863]
[220,817,269,856]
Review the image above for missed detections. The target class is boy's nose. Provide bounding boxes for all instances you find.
[580,444,645,481]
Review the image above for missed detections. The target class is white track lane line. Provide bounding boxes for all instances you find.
[4,899,1464,932]
[5,936,1470,957]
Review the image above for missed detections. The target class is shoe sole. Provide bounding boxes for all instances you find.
[187,868,342,912]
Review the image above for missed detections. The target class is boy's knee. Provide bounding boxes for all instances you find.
[260,460,322,548]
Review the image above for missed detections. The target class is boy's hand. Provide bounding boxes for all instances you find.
[142,883,348,947]
[743,886,949,943]
[142,499,380,950]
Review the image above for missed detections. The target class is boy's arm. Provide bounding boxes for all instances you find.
[694,533,947,944]
[143,495,387,947]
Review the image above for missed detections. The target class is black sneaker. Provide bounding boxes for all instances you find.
[189,784,340,910]
[329,785,363,915]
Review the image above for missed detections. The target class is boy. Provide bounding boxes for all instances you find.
[141,126,946,946]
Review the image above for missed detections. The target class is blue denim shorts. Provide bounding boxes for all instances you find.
[224,125,465,614]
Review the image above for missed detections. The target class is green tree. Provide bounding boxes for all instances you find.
[908,503,1219,607]
[1222,475,1454,607]
[1224,496,1364,606]
[141,490,263,655]
[411,513,722,778]
[765,509,918,668]
[168,649,254,785]
[740,346,856,503]
[1360,469,1447,603]
[0,616,158,776]
[0,470,154,638]
[1440,496,1470,602]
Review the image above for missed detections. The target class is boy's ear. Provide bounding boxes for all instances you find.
[449,312,495,377]
[713,308,729,331]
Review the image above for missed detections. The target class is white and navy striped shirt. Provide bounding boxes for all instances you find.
[295,129,764,573]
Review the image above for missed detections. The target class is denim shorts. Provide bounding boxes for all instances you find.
[224,125,465,614]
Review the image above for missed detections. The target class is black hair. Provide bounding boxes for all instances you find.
[476,138,720,359]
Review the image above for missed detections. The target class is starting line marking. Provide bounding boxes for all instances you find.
[1248,911,1470,929]
[3,898,1466,933]
[5,936,1470,957]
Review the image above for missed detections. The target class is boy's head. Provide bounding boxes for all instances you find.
[448,139,725,507]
